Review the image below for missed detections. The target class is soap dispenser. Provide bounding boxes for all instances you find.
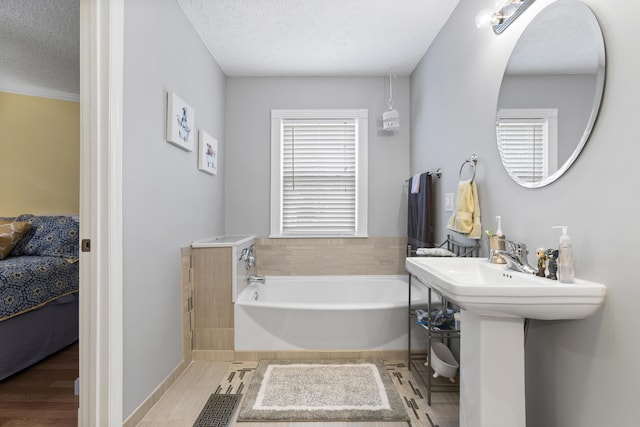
[553,226,575,283]
[496,216,503,238]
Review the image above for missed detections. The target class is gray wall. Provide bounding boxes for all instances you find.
[411,0,640,425]
[225,77,410,237]
[122,0,226,418]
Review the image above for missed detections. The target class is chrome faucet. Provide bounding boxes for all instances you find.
[492,240,537,274]
[247,274,265,284]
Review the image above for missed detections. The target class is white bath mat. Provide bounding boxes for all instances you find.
[236,359,409,422]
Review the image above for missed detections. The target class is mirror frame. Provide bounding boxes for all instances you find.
[496,0,606,188]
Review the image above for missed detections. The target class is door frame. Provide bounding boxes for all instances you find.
[79,0,124,425]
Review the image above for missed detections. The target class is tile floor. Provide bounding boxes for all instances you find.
[136,360,459,427]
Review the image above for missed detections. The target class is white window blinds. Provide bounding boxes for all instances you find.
[270,109,368,238]
[282,119,356,235]
[496,108,558,184]
[497,119,547,183]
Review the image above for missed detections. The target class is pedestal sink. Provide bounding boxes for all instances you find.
[406,257,606,427]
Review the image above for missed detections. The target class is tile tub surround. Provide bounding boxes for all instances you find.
[255,237,408,276]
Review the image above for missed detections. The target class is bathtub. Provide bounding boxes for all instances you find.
[234,275,433,351]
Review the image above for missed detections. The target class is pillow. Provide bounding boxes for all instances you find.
[11,215,79,257]
[0,220,31,260]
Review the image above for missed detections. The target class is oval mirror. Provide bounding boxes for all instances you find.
[496,0,605,188]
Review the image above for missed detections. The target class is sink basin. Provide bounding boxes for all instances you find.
[406,257,606,319]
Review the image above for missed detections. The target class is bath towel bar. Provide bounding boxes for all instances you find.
[405,168,442,182]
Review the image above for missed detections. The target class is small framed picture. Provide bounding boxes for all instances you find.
[166,91,195,151]
[198,130,218,175]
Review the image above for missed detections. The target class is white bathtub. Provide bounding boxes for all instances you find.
[234,275,432,351]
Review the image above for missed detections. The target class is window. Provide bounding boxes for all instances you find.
[270,109,368,237]
[496,108,558,183]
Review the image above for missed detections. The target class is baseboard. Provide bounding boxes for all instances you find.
[192,350,236,361]
[122,359,189,427]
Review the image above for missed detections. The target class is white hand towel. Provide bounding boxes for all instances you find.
[416,248,456,257]
[410,174,421,194]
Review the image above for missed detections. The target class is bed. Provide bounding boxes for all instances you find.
[0,214,79,380]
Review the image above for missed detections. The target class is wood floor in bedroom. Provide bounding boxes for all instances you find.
[0,342,78,427]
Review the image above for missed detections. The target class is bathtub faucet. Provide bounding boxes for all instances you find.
[247,274,266,284]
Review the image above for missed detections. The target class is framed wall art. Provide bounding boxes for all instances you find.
[166,91,195,151]
[198,130,218,175]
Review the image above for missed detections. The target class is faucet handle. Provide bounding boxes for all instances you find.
[245,255,256,269]
[503,239,517,251]
[503,240,529,259]
[505,240,526,250]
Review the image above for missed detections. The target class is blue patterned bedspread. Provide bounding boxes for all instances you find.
[0,256,79,321]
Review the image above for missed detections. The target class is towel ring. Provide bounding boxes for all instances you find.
[458,154,478,182]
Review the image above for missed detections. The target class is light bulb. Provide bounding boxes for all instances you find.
[475,9,496,28]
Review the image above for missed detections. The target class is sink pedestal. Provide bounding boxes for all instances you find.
[460,311,525,427]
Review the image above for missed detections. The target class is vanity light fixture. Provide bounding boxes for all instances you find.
[476,0,536,34]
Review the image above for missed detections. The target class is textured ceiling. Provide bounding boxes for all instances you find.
[176,0,460,77]
[0,0,459,99]
[0,0,79,100]
[0,0,601,100]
